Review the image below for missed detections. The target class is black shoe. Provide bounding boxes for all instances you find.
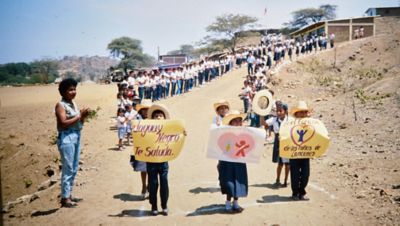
[151,210,158,216]
[61,198,77,208]
[161,209,168,216]
[291,195,299,201]
[232,206,244,213]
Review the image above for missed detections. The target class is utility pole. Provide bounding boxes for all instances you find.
[157,46,160,62]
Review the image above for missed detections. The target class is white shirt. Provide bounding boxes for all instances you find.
[128,76,136,87]
[117,116,127,128]
[265,116,292,134]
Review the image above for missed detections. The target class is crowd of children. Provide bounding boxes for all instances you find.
[110,33,321,215]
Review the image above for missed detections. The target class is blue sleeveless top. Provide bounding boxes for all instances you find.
[58,99,82,132]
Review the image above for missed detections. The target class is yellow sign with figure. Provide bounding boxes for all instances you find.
[279,118,330,159]
[132,120,186,162]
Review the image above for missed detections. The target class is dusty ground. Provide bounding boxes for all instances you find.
[1,32,399,226]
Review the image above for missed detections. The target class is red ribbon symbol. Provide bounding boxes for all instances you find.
[235,140,250,157]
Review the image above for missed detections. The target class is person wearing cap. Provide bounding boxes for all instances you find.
[261,101,291,187]
[146,104,171,216]
[289,101,312,201]
[218,110,248,213]
[212,100,230,126]
[130,99,153,200]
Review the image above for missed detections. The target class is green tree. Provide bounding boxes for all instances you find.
[30,60,59,83]
[168,44,196,58]
[205,14,258,52]
[107,37,155,72]
[285,4,337,29]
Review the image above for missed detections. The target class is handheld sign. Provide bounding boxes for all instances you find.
[207,126,266,163]
[132,120,186,162]
[251,90,273,116]
[279,118,330,159]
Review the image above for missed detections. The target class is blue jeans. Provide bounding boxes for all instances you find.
[243,99,250,113]
[138,87,144,100]
[247,63,253,75]
[176,80,182,95]
[171,82,176,96]
[57,130,81,198]
[147,162,169,210]
[165,82,170,97]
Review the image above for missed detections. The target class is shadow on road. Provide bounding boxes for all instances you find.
[256,195,293,203]
[188,187,220,194]
[113,193,144,202]
[108,209,151,218]
[31,208,59,217]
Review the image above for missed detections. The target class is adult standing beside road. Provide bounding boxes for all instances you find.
[55,78,91,208]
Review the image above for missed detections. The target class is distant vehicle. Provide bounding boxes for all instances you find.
[110,69,124,82]
[100,68,125,84]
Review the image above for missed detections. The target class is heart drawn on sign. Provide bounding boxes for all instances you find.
[290,124,315,146]
[217,132,255,158]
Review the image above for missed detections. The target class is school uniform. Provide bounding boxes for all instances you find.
[117,115,127,140]
[218,161,248,198]
[147,162,169,211]
[130,114,147,172]
[290,158,310,198]
[265,116,290,164]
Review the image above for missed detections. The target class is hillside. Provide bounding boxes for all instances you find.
[57,55,119,82]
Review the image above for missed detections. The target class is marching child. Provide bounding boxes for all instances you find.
[218,110,248,213]
[212,100,230,126]
[262,101,291,187]
[117,108,127,151]
[124,103,137,146]
[146,104,172,216]
[130,99,153,200]
[289,101,312,200]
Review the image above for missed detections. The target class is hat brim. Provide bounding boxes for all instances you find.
[290,107,313,116]
[222,113,246,125]
[251,90,273,116]
[213,102,230,113]
[147,104,171,119]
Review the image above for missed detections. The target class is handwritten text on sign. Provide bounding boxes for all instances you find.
[132,120,185,163]
[207,126,266,163]
[279,118,330,159]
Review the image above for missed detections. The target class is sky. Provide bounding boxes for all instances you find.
[0,0,398,64]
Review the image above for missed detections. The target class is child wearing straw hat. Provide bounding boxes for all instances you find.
[218,110,248,213]
[146,103,171,216]
[212,100,230,126]
[289,100,312,201]
[130,99,153,200]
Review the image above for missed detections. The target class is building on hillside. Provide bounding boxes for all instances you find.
[157,54,188,70]
[290,16,376,43]
[365,7,400,17]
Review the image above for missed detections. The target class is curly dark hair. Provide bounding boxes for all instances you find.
[58,78,78,96]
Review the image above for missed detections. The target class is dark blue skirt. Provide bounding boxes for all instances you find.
[272,135,280,163]
[218,161,248,197]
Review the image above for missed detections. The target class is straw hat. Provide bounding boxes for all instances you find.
[147,104,171,119]
[290,101,313,116]
[136,99,152,112]
[251,90,273,116]
[213,100,230,114]
[222,110,246,125]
